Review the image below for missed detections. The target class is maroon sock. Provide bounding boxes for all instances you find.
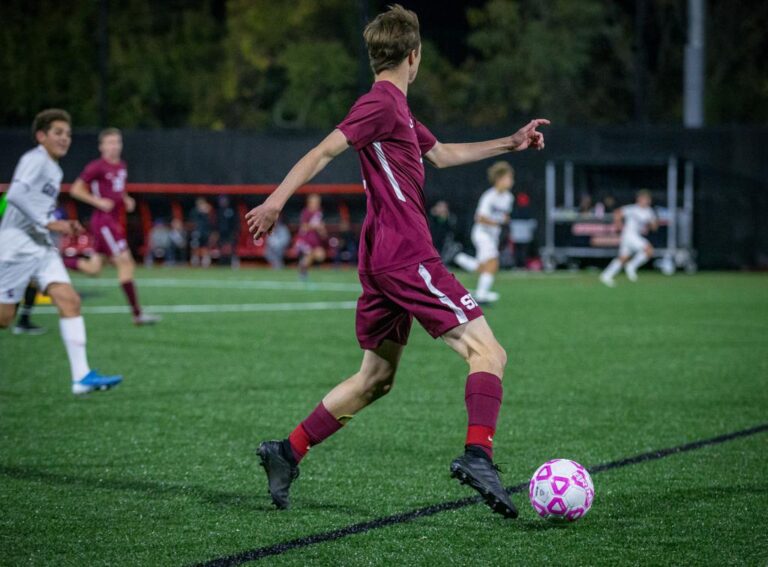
[288,402,343,463]
[465,372,503,459]
[63,256,79,270]
[120,280,141,317]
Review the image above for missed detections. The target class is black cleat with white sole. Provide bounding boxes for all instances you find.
[257,440,299,510]
[450,446,518,519]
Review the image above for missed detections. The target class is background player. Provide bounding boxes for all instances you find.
[247,5,548,519]
[0,109,122,394]
[296,193,327,279]
[67,128,159,325]
[454,161,515,303]
[0,192,45,334]
[600,189,658,286]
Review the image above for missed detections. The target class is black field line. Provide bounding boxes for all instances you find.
[192,423,768,567]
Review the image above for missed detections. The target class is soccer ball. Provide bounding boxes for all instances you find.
[529,459,595,522]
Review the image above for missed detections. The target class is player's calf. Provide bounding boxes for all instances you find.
[0,304,16,328]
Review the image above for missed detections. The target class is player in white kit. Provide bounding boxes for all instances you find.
[454,161,514,303]
[0,109,123,394]
[600,190,658,287]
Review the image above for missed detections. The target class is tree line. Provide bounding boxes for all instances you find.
[1,0,765,129]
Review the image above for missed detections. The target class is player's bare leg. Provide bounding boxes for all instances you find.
[442,316,518,518]
[475,258,500,303]
[114,250,159,325]
[299,246,326,280]
[73,253,105,276]
[600,254,629,287]
[257,340,404,509]
[45,282,122,394]
[625,244,653,282]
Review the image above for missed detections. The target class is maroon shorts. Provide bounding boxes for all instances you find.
[356,258,483,350]
[90,217,128,257]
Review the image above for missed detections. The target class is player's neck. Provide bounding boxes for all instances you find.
[40,145,59,162]
[102,155,121,165]
[374,69,409,97]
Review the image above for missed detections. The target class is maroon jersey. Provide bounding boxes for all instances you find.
[337,80,438,274]
[78,158,128,224]
[298,208,324,248]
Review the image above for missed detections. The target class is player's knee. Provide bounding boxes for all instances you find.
[53,288,81,316]
[360,366,397,400]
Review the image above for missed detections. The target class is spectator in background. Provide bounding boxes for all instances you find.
[190,197,212,268]
[145,219,170,267]
[168,218,187,266]
[296,193,327,280]
[578,193,593,214]
[265,219,291,270]
[594,193,617,217]
[429,200,460,263]
[509,191,537,269]
[331,219,358,267]
[215,195,239,268]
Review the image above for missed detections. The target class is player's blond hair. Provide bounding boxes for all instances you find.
[487,161,514,185]
[99,127,122,143]
[32,109,71,140]
[363,4,420,74]
[636,189,652,200]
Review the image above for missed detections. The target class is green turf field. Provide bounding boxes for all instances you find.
[1,267,767,566]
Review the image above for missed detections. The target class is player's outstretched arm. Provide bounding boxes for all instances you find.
[70,178,114,212]
[425,119,550,169]
[246,129,348,240]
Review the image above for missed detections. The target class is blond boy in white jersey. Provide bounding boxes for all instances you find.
[0,109,122,394]
[600,189,658,287]
[454,161,514,302]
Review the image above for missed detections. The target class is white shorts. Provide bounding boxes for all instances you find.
[0,248,71,304]
[619,233,650,257]
[471,225,500,264]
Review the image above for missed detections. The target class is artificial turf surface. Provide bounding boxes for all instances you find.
[1,267,766,566]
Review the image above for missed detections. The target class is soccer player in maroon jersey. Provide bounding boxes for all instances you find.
[296,193,327,279]
[67,128,159,325]
[248,5,548,518]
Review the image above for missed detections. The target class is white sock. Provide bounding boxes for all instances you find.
[477,272,494,296]
[626,251,649,272]
[602,259,623,279]
[59,316,90,381]
[454,252,479,272]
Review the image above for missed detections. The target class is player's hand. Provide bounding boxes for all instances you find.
[509,119,550,151]
[246,201,281,240]
[96,198,115,212]
[124,195,136,213]
[47,220,85,236]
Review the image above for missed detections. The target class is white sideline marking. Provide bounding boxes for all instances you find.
[34,301,358,315]
[71,278,361,292]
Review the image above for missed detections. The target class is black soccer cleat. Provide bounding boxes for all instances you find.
[12,319,47,335]
[257,440,299,510]
[450,446,518,519]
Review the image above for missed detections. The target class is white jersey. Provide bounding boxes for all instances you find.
[473,188,514,240]
[620,204,656,240]
[0,146,62,260]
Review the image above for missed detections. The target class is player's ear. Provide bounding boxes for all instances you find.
[34,130,46,145]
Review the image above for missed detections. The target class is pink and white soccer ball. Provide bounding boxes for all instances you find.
[529,459,595,522]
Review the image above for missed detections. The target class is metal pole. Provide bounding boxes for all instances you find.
[667,157,678,254]
[545,161,556,267]
[564,161,574,210]
[683,0,706,128]
[97,0,109,126]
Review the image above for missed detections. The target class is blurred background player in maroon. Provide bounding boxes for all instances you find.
[67,128,159,325]
[296,193,327,279]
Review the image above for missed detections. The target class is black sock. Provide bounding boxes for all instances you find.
[465,444,492,461]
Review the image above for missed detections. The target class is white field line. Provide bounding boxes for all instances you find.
[71,277,361,292]
[34,301,358,315]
